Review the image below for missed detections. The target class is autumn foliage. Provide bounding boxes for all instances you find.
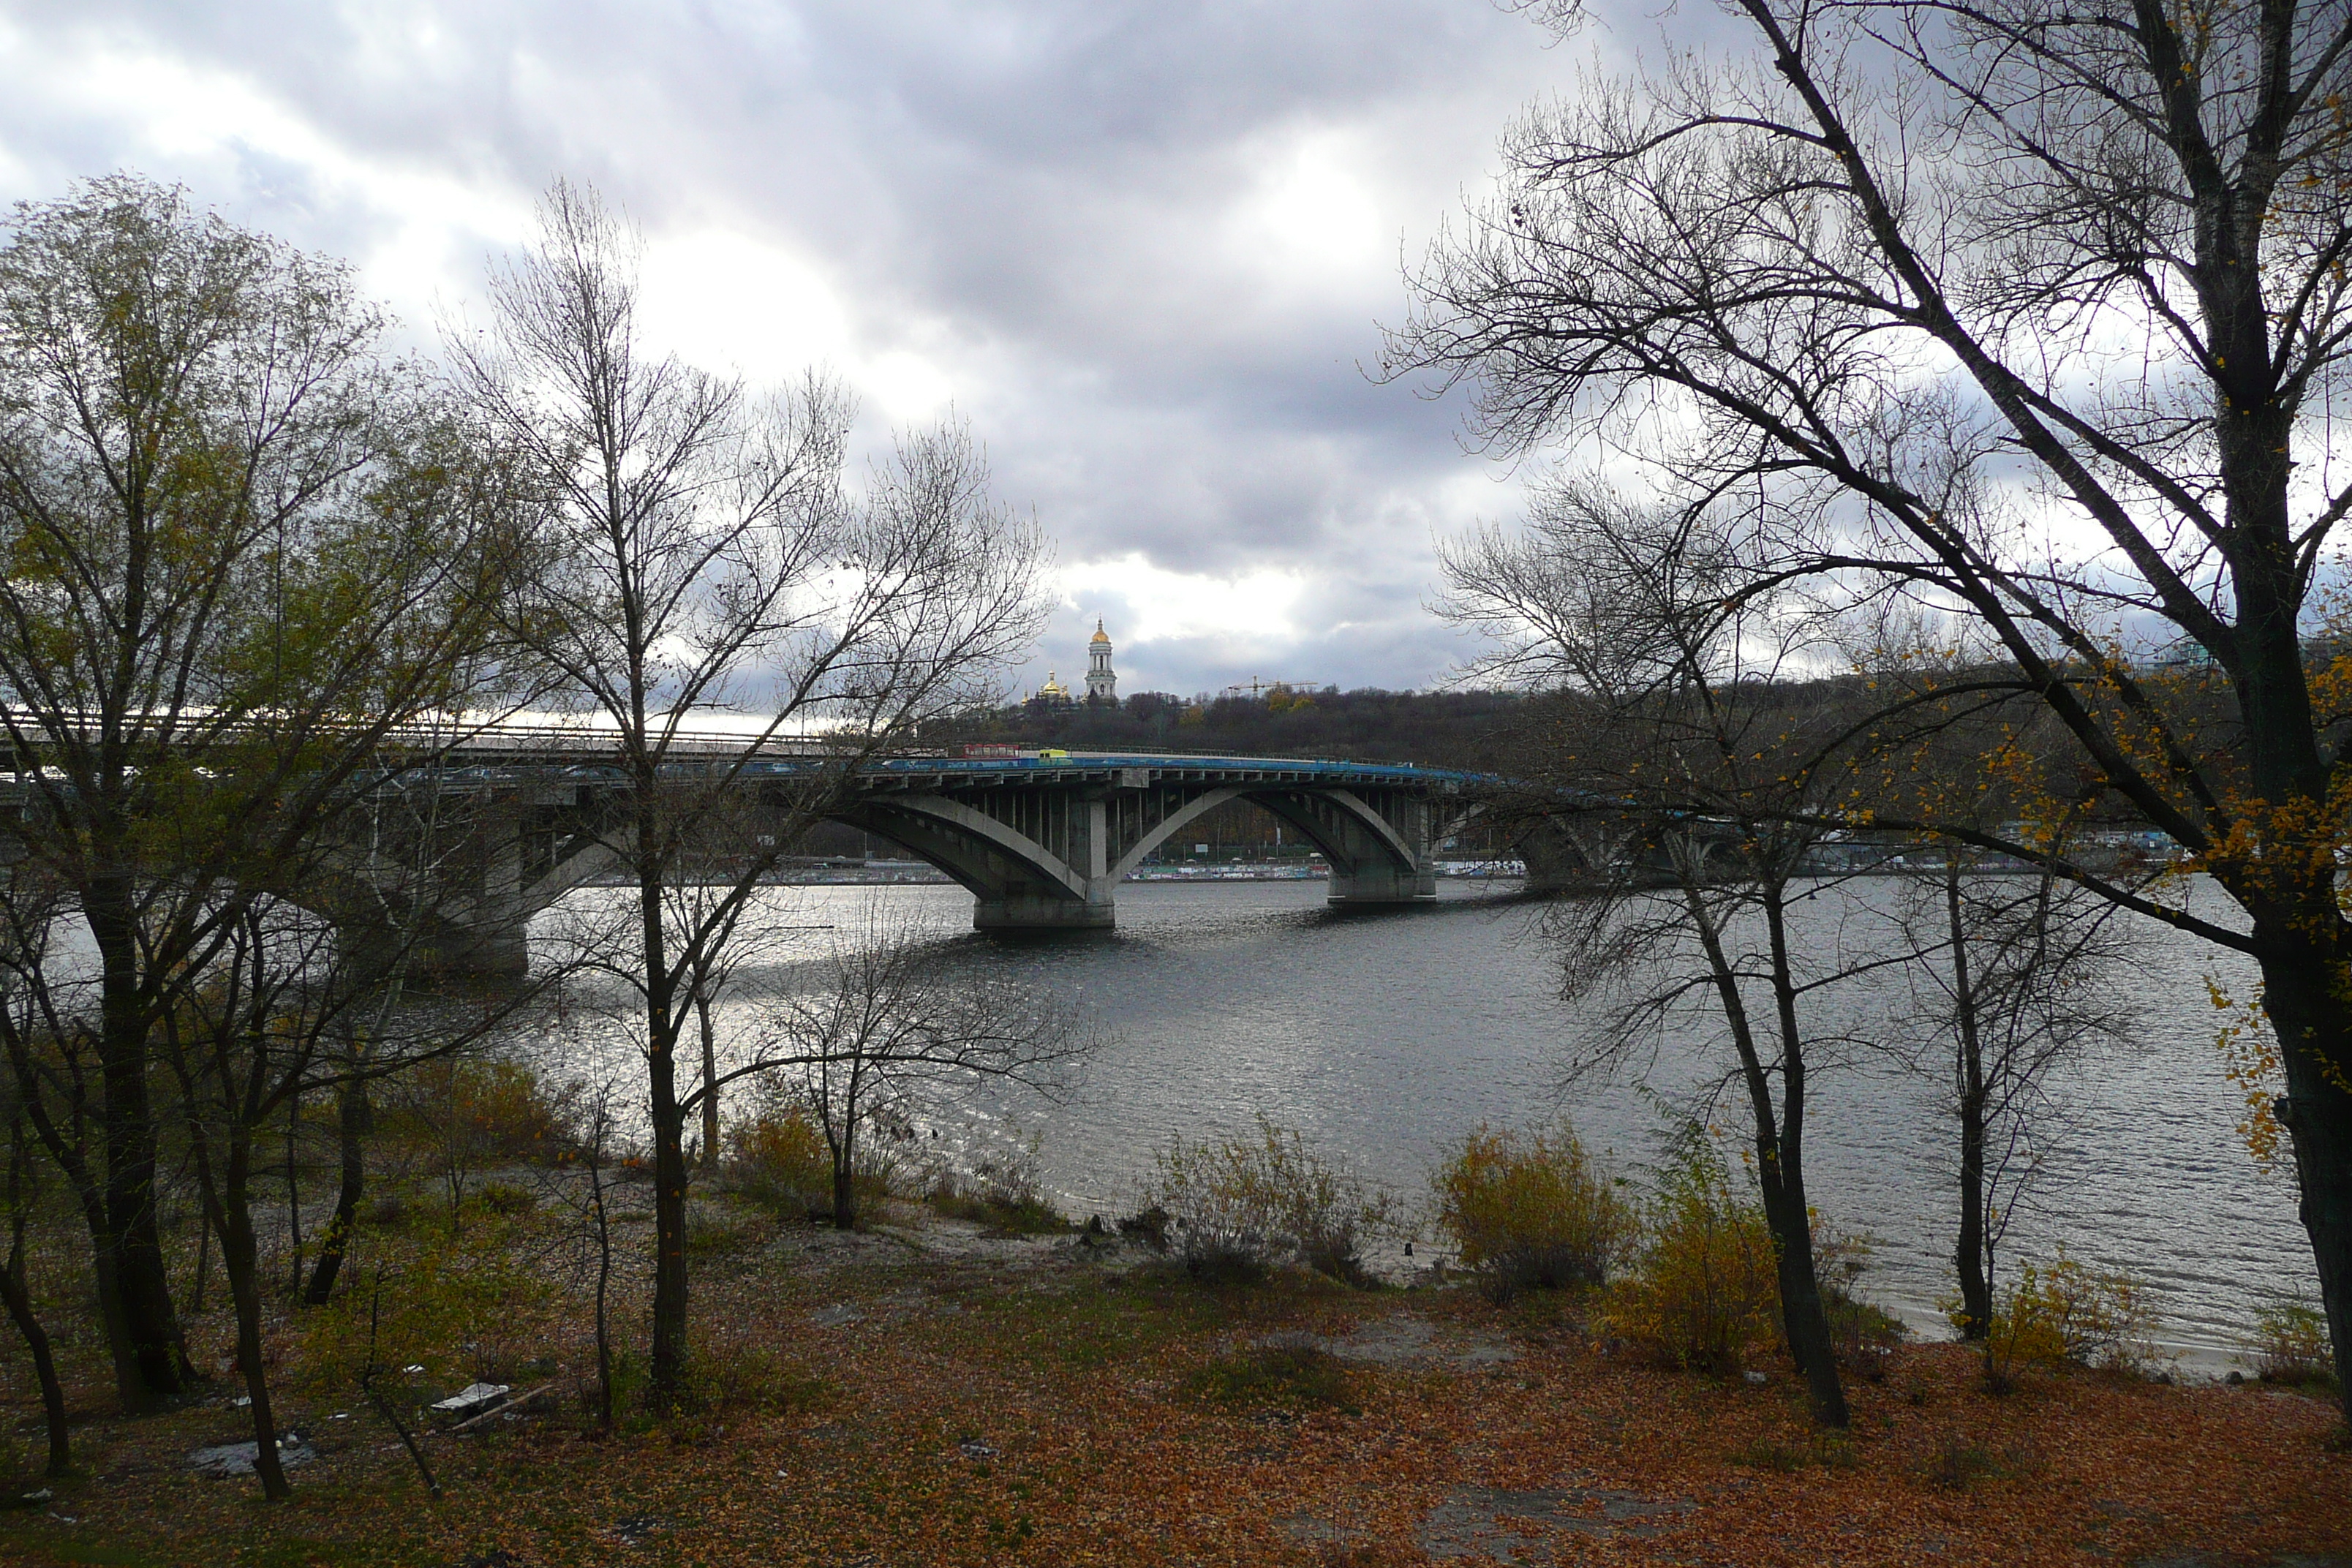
[1602,1134,1781,1376]
[1429,1122,1633,1300]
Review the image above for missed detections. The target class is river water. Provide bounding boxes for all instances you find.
[538,875,2315,1358]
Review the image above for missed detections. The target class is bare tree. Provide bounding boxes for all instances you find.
[1391,0,2352,1410]
[760,902,1088,1232]
[453,181,1049,1400]
[1442,486,1899,1427]
[533,1072,627,1435]
[1899,850,2137,1357]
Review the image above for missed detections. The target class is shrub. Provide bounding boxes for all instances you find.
[690,1322,832,1416]
[1430,1121,1633,1301]
[1923,1434,2041,1490]
[1116,1205,1172,1251]
[2249,1298,2336,1390]
[1603,1134,1777,1376]
[363,1194,411,1232]
[1730,1433,1857,1472]
[1983,1252,2163,1382]
[1143,1117,1395,1286]
[848,1140,905,1221]
[382,1058,577,1232]
[685,1202,766,1260]
[388,1058,575,1164]
[726,1104,831,1216]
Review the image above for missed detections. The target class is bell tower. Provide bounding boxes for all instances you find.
[1085,618,1116,703]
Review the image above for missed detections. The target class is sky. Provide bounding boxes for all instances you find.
[0,0,1694,704]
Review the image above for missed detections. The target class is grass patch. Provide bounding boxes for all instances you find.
[1923,1433,2043,1490]
[955,1273,1229,1373]
[1727,1433,1857,1473]
[1183,1341,1357,1412]
[930,1188,1070,1236]
[683,1202,768,1261]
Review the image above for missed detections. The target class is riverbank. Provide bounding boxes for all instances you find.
[1,1194,2341,1568]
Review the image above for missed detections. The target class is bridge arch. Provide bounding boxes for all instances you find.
[832,793,1109,929]
[1106,785,1243,880]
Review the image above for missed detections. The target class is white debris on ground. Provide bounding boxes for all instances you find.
[187,1435,318,1478]
[428,1383,512,1421]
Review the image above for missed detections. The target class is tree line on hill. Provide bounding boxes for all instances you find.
[938,686,1535,772]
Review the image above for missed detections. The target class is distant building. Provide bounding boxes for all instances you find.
[1034,670,1072,709]
[1086,618,1117,703]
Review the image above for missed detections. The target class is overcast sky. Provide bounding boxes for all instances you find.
[0,1,1688,702]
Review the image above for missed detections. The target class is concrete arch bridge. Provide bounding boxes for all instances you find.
[388,745,1531,977]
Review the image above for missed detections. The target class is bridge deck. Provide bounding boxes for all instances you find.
[415,742,1489,790]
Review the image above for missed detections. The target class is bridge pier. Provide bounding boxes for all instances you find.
[1247,788,1438,910]
[412,917,535,984]
[1325,860,1438,905]
[972,890,1115,930]
[967,793,1117,930]
[1518,820,1586,896]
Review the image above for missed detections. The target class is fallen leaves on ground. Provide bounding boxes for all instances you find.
[0,1223,2342,1568]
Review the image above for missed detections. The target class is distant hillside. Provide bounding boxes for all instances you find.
[933,687,1533,772]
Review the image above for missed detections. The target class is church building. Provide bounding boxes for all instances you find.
[1028,619,1117,709]
[1085,618,1117,703]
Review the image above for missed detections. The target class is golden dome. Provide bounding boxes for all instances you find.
[1039,671,1068,697]
[1090,618,1111,645]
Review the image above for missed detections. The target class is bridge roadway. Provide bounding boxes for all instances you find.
[392,742,1505,976]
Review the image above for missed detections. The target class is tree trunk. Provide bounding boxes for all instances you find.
[88,889,186,1408]
[222,1215,290,1500]
[1759,883,1850,1428]
[303,1070,370,1306]
[1,1221,70,1477]
[698,990,720,1173]
[648,1036,688,1401]
[189,1213,210,1316]
[589,1155,614,1434]
[832,1160,856,1232]
[206,1129,290,1501]
[283,1090,303,1298]
[643,867,691,1402]
[2258,935,2352,1426]
[1756,1161,1847,1425]
[1956,1086,1990,1341]
[78,1193,141,1406]
[1946,864,1992,1341]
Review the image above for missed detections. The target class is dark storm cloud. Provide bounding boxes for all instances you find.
[0,0,1694,700]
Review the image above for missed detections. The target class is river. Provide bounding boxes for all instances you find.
[535,874,2316,1360]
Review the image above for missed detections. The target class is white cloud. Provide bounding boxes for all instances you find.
[1219,123,1388,295]
[635,228,856,381]
[0,0,1567,698]
[1060,552,1307,649]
